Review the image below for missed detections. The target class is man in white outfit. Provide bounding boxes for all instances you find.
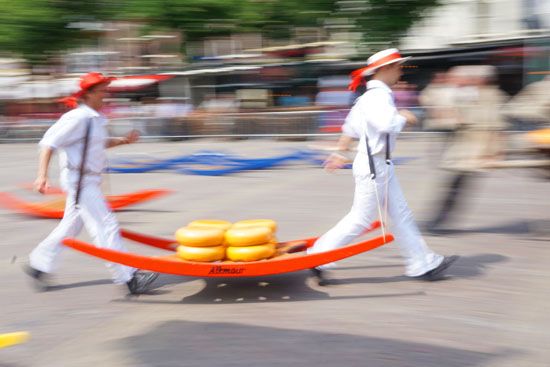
[25,72,158,294]
[308,49,457,284]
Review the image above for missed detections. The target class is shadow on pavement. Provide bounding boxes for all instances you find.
[119,320,516,367]
[48,279,113,291]
[328,253,508,285]
[114,271,424,305]
[337,264,402,271]
[150,274,197,289]
[47,273,197,293]
[424,220,549,237]
[445,253,508,278]
[116,208,177,214]
[46,254,507,298]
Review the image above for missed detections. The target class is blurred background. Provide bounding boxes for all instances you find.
[1,3,550,366]
[0,0,548,140]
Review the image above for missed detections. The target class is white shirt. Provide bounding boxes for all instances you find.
[40,104,108,185]
[341,80,406,176]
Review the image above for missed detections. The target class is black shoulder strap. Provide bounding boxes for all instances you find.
[385,133,391,163]
[365,134,376,179]
[364,86,392,171]
[75,118,92,208]
[365,86,382,179]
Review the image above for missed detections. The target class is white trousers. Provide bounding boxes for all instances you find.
[29,181,135,284]
[308,158,443,277]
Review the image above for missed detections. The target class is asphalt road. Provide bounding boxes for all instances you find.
[1,137,548,367]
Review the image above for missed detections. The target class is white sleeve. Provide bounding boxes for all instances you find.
[341,101,364,138]
[369,92,406,134]
[39,113,86,149]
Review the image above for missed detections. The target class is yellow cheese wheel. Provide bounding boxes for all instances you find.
[226,243,276,262]
[188,219,232,231]
[175,226,225,247]
[177,245,225,262]
[527,128,550,146]
[232,219,277,233]
[0,332,30,349]
[225,226,273,247]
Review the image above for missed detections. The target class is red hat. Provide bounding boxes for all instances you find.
[73,72,116,98]
[59,72,115,108]
[348,48,411,92]
[57,96,79,109]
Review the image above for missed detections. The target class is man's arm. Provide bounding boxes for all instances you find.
[323,100,364,171]
[34,146,54,194]
[324,134,355,171]
[106,129,140,148]
[370,93,416,134]
[106,137,130,148]
[336,134,354,152]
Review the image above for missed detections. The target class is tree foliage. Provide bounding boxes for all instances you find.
[0,0,438,63]
[0,0,118,62]
[358,0,438,43]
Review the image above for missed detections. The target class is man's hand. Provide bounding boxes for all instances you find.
[34,175,49,194]
[324,153,350,172]
[125,129,140,144]
[399,109,418,125]
[35,146,54,194]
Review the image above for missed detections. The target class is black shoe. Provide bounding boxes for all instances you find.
[310,268,330,286]
[418,255,459,281]
[23,265,50,292]
[127,270,159,295]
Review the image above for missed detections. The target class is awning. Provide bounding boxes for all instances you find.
[108,75,174,92]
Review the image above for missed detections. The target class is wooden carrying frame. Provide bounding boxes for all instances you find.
[62,221,393,278]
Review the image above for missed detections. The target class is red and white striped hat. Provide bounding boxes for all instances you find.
[349,48,411,91]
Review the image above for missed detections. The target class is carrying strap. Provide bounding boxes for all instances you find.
[364,86,393,240]
[364,86,393,178]
[365,133,391,179]
[364,86,378,179]
[385,133,391,163]
[365,134,377,179]
[75,119,92,208]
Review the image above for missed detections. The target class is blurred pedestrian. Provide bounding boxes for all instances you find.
[426,65,508,234]
[419,71,457,132]
[309,49,457,284]
[25,72,158,294]
[502,75,550,124]
[393,81,417,109]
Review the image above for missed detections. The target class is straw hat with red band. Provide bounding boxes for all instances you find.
[349,48,411,91]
